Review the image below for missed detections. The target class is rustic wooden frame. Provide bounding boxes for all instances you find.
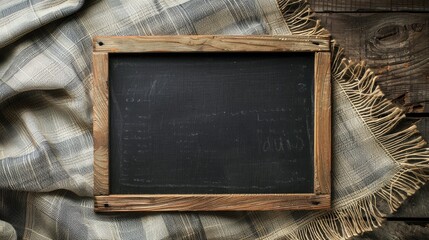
[92,35,331,212]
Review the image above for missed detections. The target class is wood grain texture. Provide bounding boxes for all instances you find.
[93,35,332,211]
[392,183,429,218]
[308,0,429,12]
[315,13,429,114]
[93,35,330,53]
[352,221,429,240]
[314,52,331,195]
[92,52,109,196]
[311,0,429,234]
[94,194,330,212]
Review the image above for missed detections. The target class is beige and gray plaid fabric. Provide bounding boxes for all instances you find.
[1,0,428,239]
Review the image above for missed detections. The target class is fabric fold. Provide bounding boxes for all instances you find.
[0,0,85,49]
[0,0,428,239]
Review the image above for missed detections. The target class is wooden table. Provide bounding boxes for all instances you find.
[308,0,429,238]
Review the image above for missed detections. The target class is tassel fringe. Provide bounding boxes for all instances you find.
[277,0,330,37]
[276,0,429,239]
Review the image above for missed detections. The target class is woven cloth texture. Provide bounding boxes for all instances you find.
[0,0,428,239]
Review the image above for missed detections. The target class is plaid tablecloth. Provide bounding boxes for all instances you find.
[0,0,428,239]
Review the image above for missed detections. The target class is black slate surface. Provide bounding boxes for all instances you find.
[108,52,314,194]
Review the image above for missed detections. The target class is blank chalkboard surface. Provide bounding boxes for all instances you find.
[92,35,331,212]
[109,52,314,194]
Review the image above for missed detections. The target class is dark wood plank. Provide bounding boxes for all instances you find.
[415,117,429,138]
[308,0,429,12]
[314,12,429,115]
[389,114,429,217]
[311,4,429,232]
[391,183,429,218]
[351,221,429,239]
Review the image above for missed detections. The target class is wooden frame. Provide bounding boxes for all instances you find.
[92,35,331,212]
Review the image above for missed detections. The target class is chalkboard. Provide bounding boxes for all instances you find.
[109,52,314,194]
[92,36,331,212]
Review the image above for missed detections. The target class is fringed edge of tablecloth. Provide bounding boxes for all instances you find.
[277,0,429,239]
